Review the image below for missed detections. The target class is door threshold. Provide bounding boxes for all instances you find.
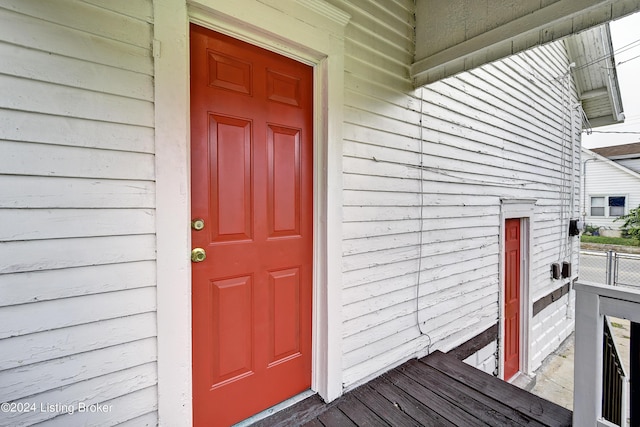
[233,390,316,426]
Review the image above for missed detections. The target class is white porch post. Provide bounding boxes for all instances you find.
[573,284,603,426]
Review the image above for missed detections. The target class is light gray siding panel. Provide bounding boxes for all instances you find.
[0,141,155,179]
[331,0,580,389]
[0,261,155,307]
[0,338,156,402]
[81,0,154,22]
[0,7,152,74]
[0,0,157,424]
[38,386,158,427]
[0,313,157,369]
[0,234,155,274]
[0,209,155,241]
[0,176,155,208]
[0,42,154,101]
[0,75,154,126]
[0,287,156,339]
[0,110,154,153]
[0,366,156,427]
[0,0,152,48]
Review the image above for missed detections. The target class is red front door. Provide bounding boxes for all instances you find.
[504,218,521,380]
[190,25,314,426]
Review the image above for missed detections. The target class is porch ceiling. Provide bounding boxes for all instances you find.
[412,0,640,87]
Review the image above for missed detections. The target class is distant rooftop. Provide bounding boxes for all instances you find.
[590,142,640,159]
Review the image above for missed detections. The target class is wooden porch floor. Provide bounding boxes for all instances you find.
[252,350,572,426]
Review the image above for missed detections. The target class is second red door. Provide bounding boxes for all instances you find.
[504,218,521,381]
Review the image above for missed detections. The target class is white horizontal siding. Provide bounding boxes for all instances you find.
[0,110,154,153]
[530,293,574,371]
[0,209,155,241]
[464,341,498,376]
[0,368,157,427]
[0,338,156,402]
[0,176,155,208]
[0,141,154,179]
[331,0,580,389]
[36,387,159,427]
[0,313,157,369]
[0,7,152,74]
[0,0,156,425]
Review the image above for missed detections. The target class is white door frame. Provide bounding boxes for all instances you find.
[153,0,349,424]
[499,198,535,380]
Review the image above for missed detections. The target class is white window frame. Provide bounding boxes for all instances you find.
[589,194,627,218]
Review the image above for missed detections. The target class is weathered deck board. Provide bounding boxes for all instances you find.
[253,350,572,426]
[423,351,572,426]
[335,394,390,426]
[397,360,546,426]
[381,369,481,426]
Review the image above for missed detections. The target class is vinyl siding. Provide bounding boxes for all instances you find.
[329,0,580,388]
[582,150,640,230]
[0,0,157,425]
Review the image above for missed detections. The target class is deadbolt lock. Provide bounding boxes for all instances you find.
[191,248,206,263]
[191,218,205,231]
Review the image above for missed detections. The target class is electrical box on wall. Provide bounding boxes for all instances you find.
[568,219,581,236]
[562,262,571,278]
[551,263,561,280]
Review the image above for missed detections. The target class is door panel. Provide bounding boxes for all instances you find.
[504,218,521,381]
[190,24,313,426]
[268,267,301,363]
[210,275,253,386]
[268,125,301,237]
[209,114,252,242]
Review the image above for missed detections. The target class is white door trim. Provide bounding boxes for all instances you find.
[154,0,349,425]
[499,198,535,379]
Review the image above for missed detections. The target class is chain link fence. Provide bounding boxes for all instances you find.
[580,250,640,289]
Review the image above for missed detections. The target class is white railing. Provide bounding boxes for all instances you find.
[573,281,640,427]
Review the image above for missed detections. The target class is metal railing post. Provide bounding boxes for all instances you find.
[606,250,615,286]
[632,321,639,427]
[602,317,625,425]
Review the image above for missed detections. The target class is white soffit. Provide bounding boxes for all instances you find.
[412,0,640,86]
[565,24,625,128]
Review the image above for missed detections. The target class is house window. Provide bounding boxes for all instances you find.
[609,196,626,217]
[590,196,626,217]
[591,197,605,216]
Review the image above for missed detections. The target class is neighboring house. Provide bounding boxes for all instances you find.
[582,144,640,234]
[0,1,630,426]
[593,141,640,173]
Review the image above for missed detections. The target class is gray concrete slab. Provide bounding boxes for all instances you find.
[530,334,575,410]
